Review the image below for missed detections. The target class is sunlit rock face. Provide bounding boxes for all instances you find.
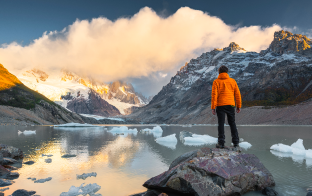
[143,147,275,196]
[268,30,312,54]
[17,69,150,116]
[128,30,312,124]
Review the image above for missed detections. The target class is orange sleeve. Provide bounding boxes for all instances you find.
[234,80,242,108]
[211,80,218,109]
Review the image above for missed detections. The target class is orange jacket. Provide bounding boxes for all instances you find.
[211,73,242,109]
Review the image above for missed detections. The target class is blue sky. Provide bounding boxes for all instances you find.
[1,0,312,45]
[1,0,311,96]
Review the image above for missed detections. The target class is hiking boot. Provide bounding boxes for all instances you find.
[233,144,239,148]
[216,143,224,149]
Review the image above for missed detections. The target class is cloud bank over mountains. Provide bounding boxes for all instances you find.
[0,7,281,94]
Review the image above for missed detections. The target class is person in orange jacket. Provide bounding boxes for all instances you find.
[211,65,242,148]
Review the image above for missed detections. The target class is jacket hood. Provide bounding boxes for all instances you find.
[218,73,230,79]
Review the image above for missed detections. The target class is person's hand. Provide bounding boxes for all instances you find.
[212,109,216,115]
[236,108,241,113]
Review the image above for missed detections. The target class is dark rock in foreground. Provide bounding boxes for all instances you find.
[23,161,35,165]
[12,189,36,196]
[0,144,23,160]
[143,147,275,196]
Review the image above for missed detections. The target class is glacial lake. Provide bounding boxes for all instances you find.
[0,125,312,196]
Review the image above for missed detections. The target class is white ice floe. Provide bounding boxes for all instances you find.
[77,172,97,180]
[141,126,163,138]
[183,134,218,146]
[270,139,312,160]
[54,123,100,127]
[109,126,138,137]
[155,134,177,149]
[239,142,252,150]
[18,130,36,135]
[34,177,52,183]
[60,183,102,196]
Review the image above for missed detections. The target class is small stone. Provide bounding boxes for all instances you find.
[0,187,9,192]
[45,158,52,163]
[2,157,17,165]
[12,189,36,196]
[0,179,12,187]
[4,172,20,180]
[262,187,278,196]
[23,161,35,165]
[42,154,53,157]
[0,165,10,175]
[34,177,52,183]
[61,154,76,158]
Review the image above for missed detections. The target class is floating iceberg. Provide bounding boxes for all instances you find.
[18,130,36,135]
[155,134,177,149]
[239,142,252,150]
[60,183,101,196]
[141,126,163,138]
[77,172,97,180]
[270,139,312,160]
[54,123,100,127]
[184,134,218,146]
[109,126,138,137]
[179,131,217,146]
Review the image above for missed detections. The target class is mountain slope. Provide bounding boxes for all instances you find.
[0,64,89,124]
[128,30,312,124]
[18,69,148,115]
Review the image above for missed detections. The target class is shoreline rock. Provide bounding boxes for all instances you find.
[143,147,275,196]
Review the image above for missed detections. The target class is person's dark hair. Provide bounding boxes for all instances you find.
[219,65,228,74]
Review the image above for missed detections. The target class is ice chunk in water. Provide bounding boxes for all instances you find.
[18,130,36,135]
[77,172,97,180]
[155,134,177,149]
[60,183,101,196]
[306,149,312,159]
[270,139,312,160]
[270,143,292,153]
[239,142,252,149]
[183,134,218,146]
[141,126,163,138]
[109,126,137,137]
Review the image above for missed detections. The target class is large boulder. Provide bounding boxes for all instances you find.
[0,144,24,160]
[143,147,275,196]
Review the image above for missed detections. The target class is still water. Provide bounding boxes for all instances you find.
[0,125,311,196]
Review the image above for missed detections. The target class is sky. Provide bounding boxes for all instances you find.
[1,0,312,96]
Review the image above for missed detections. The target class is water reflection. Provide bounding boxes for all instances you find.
[0,125,311,196]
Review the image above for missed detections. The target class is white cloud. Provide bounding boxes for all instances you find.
[0,7,281,93]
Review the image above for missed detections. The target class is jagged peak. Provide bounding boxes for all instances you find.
[269,30,311,54]
[223,42,246,52]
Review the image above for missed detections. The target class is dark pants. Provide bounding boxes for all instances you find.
[216,105,239,145]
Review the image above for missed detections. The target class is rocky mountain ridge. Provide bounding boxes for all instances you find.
[128,30,312,124]
[18,69,150,115]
